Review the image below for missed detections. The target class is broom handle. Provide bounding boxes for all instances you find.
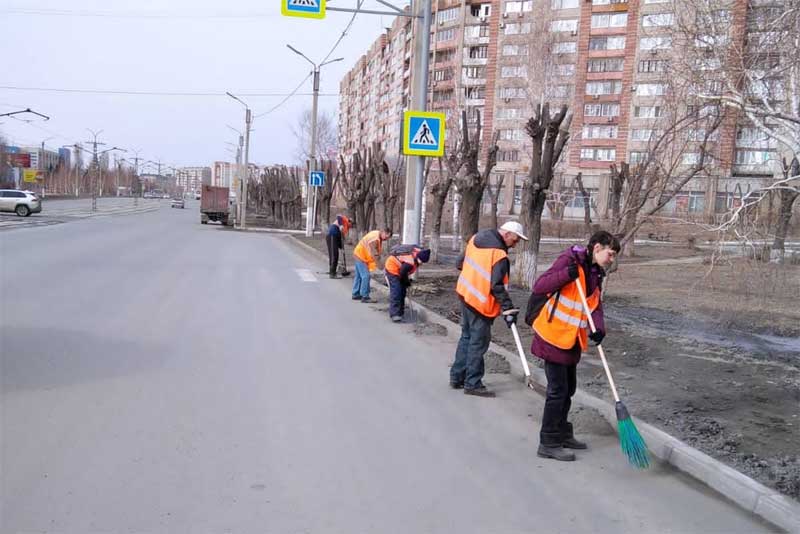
[510,323,531,378]
[575,278,621,403]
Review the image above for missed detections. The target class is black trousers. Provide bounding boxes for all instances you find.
[325,234,341,275]
[540,360,577,445]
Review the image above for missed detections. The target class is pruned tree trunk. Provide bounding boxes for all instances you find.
[428,159,453,263]
[516,103,573,287]
[772,157,800,262]
[488,173,506,229]
[574,172,592,236]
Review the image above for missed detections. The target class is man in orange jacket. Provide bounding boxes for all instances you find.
[384,244,431,322]
[451,221,528,397]
[352,228,392,303]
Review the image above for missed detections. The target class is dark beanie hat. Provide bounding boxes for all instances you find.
[416,248,431,263]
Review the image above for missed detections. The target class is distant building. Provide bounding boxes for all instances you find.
[177,166,212,194]
[212,161,236,188]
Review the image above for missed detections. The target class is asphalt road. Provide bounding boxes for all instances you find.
[0,196,160,232]
[0,204,776,533]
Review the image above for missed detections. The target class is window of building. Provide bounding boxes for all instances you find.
[435,48,456,63]
[501,66,527,78]
[642,13,673,27]
[502,44,529,56]
[551,19,579,32]
[593,0,628,4]
[687,128,719,141]
[588,36,626,50]
[736,127,772,148]
[687,104,720,117]
[629,151,648,163]
[638,59,669,73]
[630,128,660,141]
[552,0,579,8]
[499,87,527,99]
[639,36,672,50]
[634,105,662,118]
[580,148,616,161]
[552,41,578,54]
[546,84,573,98]
[682,153,701,165]
[644,0,670,4]
[496,108,522,119]
[556,63,576,76]
[437,28,456,41]
[433,89,454,103]
[469,45,489,58]
[464,86,486,99]
[464,25,490,38]
[582,125,618,139]
[433,68,453,81]
[498,150,521,162]
[586,80,622,95]
[587,58,624,72]
[591,13,628,28]
[636,82,668,96]
[693,57,721,71]
[498,129,524,140]
[694,34,730,48]
[464,66,487,78]
[566,187,598,208]
[470,4,492,17]
[437,7,459,24]
[584,103,620,117]
[735,149,774,165]
[504,22,532,35]
[513,184,523,204]
[505,1,533,13]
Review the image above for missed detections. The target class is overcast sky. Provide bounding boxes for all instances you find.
[0,0,400,168]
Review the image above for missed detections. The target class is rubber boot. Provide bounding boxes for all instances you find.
[562,422,587,450]
[538,432,575,462]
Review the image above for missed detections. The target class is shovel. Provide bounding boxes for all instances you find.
[510,323,535,390]
[339,247,351,277]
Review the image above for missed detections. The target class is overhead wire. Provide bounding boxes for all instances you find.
[0,86,338,97]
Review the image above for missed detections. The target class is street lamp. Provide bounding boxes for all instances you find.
[39,136,55,198]
[226,92,252,229]
[286,44,343,237]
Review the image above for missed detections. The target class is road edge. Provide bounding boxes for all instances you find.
[281,232,800,533]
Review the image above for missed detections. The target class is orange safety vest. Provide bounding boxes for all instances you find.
[456,236,509,318]
[385,250,418,276]
[353,230,383,271]
[532,266,600,351]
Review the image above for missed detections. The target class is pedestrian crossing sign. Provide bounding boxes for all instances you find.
[403,110,445,157]
[281,0,326,19]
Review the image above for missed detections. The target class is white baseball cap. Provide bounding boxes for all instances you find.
[500,221,529,241]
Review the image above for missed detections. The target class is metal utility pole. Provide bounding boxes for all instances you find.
[227,92,252,229]
[286,44,343,237]
[402,0,432,245]
[86,130,106,212]
[40,137,54,198]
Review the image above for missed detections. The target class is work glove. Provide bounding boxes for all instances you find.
[589,330,605,345]
[502,308,519,328]
[400,277,412,288]
[567,262,579,281]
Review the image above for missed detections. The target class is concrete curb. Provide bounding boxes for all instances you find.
[285,234,800,533]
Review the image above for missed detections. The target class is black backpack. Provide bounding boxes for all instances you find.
[524,289,560,326]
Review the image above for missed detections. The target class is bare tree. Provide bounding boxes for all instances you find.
[376,156,404,234]
[515,103,572,285]
[338,142,384,236]
[453,109,500,248]
[293,109,338,164]
[574,172,593,235]
[486,173,506,229]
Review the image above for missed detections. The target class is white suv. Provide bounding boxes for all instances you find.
[0,189,42,217]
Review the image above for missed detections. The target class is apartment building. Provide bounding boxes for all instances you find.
[338,0,790,228]
[177,166,212,195]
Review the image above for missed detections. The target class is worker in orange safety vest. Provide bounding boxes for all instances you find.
[351,228,392,303]
[450,221,528,398]
[384,244,431,322]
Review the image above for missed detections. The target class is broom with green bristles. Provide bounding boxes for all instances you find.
[576,281,650,469]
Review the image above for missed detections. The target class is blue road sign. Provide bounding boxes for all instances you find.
[309,171,325,187]
[403,110,445,157]
[281,0,326,19]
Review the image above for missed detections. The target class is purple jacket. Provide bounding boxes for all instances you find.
[530,246,606,366]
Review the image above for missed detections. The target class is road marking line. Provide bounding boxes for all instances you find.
[294,268,318,283]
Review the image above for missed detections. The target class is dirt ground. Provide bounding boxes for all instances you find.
[295,234,800,500]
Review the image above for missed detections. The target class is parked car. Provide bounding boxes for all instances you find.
[0,189,42,217]
[171,197,185,209]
